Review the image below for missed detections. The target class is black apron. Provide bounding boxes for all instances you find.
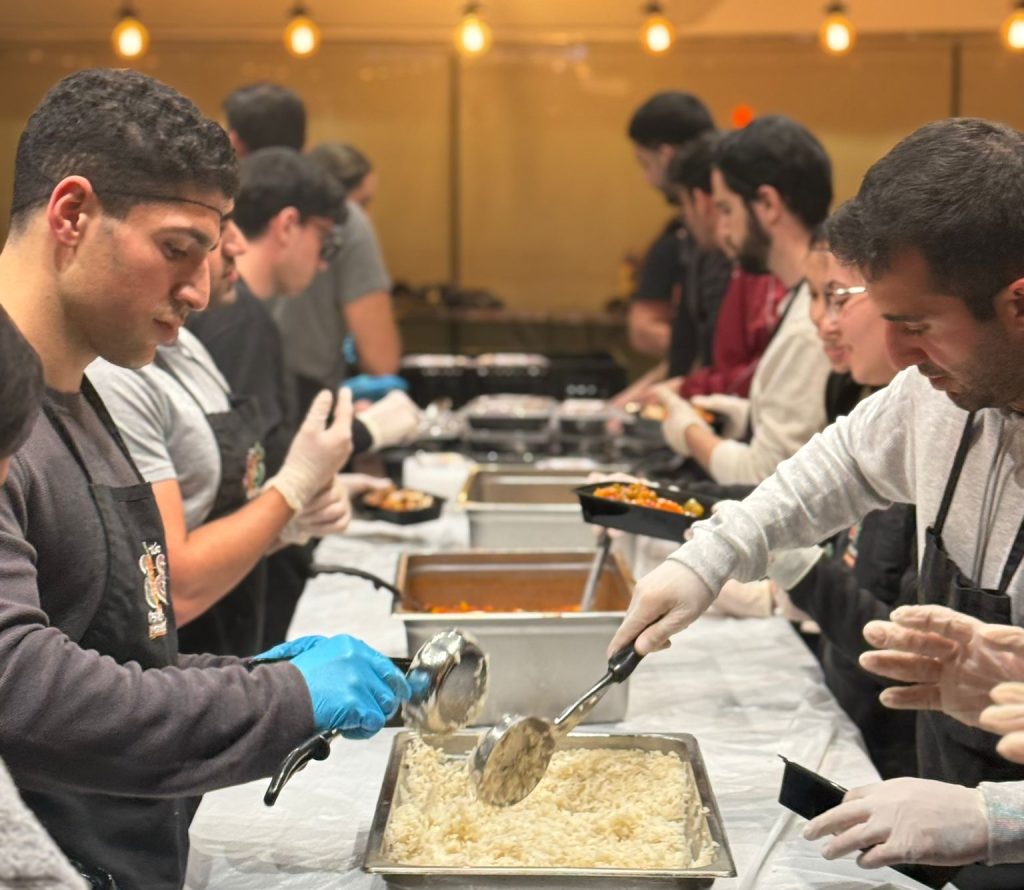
[919,414,1024,890]
[22,379,188,890]
[155,352,268,657]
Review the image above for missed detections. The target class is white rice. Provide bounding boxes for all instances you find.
[383,739,717,869]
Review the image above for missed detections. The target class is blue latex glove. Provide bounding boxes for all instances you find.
[250,635,326,663]
[343,374,409,403]
[288,635,410,738]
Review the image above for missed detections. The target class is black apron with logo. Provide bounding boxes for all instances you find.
[156,353,268,657]
[21,380,188,890]
[918,414,1024,890]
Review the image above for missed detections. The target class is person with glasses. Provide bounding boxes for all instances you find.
[0,69,407,890]
[718,234,918,781]
[612,118,1024,884]
[654,115,833,486]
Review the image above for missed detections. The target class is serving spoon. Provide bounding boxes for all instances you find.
[469,641,642,806]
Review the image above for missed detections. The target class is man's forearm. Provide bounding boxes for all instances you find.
[171,490,293,625]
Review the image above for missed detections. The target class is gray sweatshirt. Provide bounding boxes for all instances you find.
[670,365,1024,862]
[0,757,85,889]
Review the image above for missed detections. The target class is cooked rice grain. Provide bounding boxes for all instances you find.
[384,739,717,869]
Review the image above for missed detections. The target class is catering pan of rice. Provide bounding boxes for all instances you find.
[363,730,736,887]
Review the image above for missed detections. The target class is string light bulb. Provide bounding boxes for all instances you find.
[819,2,855,56]
[283,6,321,59]
[1003,1,1024,52]
[640,2,676,56]
[111,6,150,60]
[454,2,493,57]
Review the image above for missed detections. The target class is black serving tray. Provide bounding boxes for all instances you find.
[356,490,445,525]
[574,481,717,542]
[778,757,961,890]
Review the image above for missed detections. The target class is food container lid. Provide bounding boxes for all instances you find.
[474,352,551,369]
[463,393,557,419]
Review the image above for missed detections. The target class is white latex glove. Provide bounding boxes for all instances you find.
[980,682,1024,765]
[265,389,354,512]
[859,604,1024,728]
[277,473,392,546]
[804,777,989,868]
[712,579,774,618]
[652,385,710,458]
[608,558,714,656]
[358,391,422,450]
[691,393,750,441]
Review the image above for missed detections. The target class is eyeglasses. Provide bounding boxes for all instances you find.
[824,284,868,319]
[318,223,344,264]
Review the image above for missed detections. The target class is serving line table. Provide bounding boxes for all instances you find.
[186,515,932,890]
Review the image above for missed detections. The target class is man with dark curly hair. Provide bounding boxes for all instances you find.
[0,68,407,889]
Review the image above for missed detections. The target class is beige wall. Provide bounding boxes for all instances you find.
[0,35,1018,310]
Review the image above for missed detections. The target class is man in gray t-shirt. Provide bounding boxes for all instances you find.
[271,198,399,413]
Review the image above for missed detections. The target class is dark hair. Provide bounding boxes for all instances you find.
[627,92,714,149]
[234,147,347,238]
[827,118,1024,322]
[309,142,373,193]
[714,115,832,231]
[666,131,720,195]
[223,83,306,152]
[10,68,238,231]
[0,307,44,458]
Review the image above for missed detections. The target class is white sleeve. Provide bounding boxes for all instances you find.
[708,323,831,485]
[669,369,920,594]
[86,362,178,484]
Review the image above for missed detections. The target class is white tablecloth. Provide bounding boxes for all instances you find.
[185,516,930,890]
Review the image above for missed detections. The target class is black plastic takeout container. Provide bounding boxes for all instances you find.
[574,481,718,543]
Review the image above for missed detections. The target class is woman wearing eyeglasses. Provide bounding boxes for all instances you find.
[717,235,919,780]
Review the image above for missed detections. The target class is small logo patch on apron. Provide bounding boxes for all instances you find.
[243,441,266,499]
[139,541,169,640]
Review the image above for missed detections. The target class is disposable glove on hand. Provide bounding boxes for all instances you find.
[804,777,989,868]
[691,394,750,441]
[712,579,774,618]
[288,634,411,738]
[608,559,714,656]
[359,390,423,450]
[250,635,327,663]
[981,682,1024,765]
[265,389,354,512]
[276,476,355,546]
[859,604,1024,727]
[652,385,710,458]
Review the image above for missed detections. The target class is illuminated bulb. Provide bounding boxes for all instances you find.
[1003,4,1024,52]
[284,8,321,58]
[819,3,855,56]
[641,5,676,56]
[111,12,149,60]
[455,5,493,57]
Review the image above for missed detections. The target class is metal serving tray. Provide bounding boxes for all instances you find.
[394,549,634,724]
[459,464,605,549]
[364,730,737,888]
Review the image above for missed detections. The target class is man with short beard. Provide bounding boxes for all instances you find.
[612,118,1024,884]
[653,115,833,485]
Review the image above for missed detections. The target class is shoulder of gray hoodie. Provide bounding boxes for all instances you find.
[0,756,86,889]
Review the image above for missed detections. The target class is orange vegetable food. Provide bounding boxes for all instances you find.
[592,482,704,518]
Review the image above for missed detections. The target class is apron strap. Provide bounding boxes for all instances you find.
[999,513,1024,594]
[933,412,976,538]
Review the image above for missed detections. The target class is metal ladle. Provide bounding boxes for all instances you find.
[264,628,488,805]
[469,641,642,806]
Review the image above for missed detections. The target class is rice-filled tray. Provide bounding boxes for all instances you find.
[364,730,736,887]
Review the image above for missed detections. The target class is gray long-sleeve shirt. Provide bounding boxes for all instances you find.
[670,365,1024,862]
[0,383,314,881]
